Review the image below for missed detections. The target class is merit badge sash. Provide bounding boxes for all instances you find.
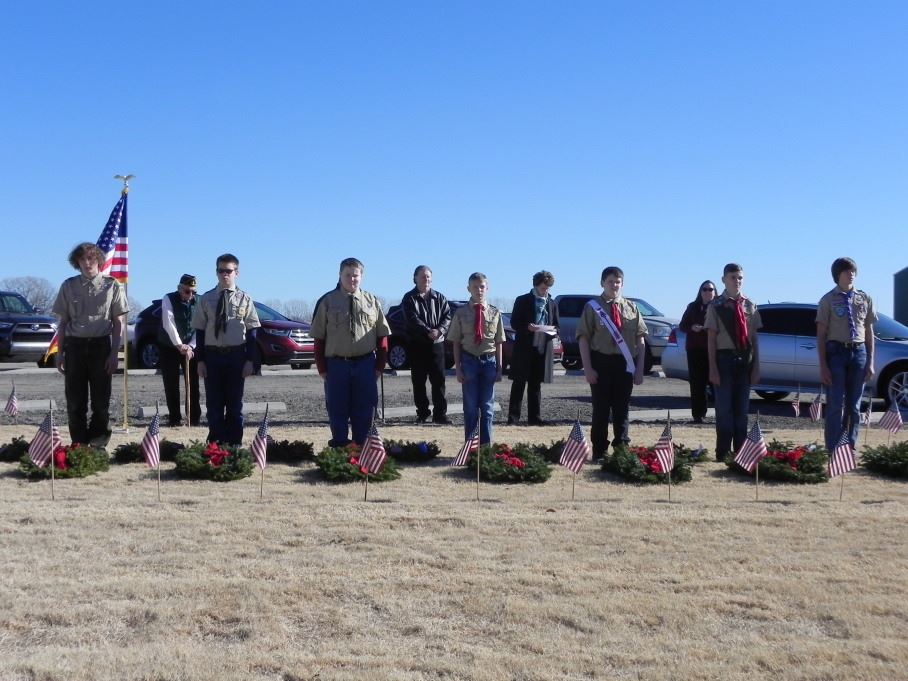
[587,300,635,374]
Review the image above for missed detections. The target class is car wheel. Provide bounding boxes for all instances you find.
[755,390,789,401]
[138,341,160,370]
[881,365,908,410]
[388,341,409,370]
[562,357,581,370]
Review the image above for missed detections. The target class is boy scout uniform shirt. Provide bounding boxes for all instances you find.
[447,301,505,356]
[704,292,762,350]
[816,288,877,343]
[192,287,261,346]
[576,295,648,357]
[53,273,129,338]
[310,288,390,357]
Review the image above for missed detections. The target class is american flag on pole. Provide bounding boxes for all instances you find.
[653,421,675,474]
[828,430,856,477]
[860,401,871,426]
[878,405,903,434]
[358,422,387,474]
[452,421,480,466]
[792,390,800,417]
[4,385,17,417]
[28,412,62,468]
[734,420,768,473]
[809,393,823,422]
[140,412,161,468]
[559,420,591,474]
[97,192,129,283]
[251,411,269,470]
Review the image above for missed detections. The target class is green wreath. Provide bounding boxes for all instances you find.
[173,441,254,481]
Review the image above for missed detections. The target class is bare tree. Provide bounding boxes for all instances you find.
[127,296,144,323]
[281,299,312,322]
[489,296,515,313]
[261,298,285,315]
[1,276,57,311]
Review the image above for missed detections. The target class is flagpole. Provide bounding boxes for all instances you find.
[571,471,576,501]
[754,411,760,502]
[666,411,672,503]
[113,175,134,434]
[838,471,846,502]
[49,399,56,501]
[364,473,369,502]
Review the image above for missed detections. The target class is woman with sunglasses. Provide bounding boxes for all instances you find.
[679,280,717,423]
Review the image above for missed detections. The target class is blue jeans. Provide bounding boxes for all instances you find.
[203,347,247,445]
[326,355,377,447]
[714,351,752,457]
[824,341,867,452]
[461,352,497,445]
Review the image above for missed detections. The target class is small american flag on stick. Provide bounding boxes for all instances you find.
[734,421,768,473]
[878,405,903,434]
[28,412,62,468]
[452,422,480,467]
[828,430,856,478]
[653,421,675,475]
[792,389,800,417]
[140,412,161,468]
[4,384,17,417]
[809,393,823,422]
[559,420,591,474]
[359,422,387,474]
[251,410,269,470]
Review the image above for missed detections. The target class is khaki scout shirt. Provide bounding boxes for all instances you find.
[576,295,648,357]
[310,287,390,357]
[53,274,128,338]
[192,286,261,347]
[447,301,505,356]
[816,288,877,343]
[704,292,762,350]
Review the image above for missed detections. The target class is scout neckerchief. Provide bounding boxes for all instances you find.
[215,289,230,339]
[839,289,857,340]
[473,302,485,346]
[586,299,635,374]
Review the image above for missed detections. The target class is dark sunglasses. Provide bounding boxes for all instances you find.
[217,268,236,274]
[701,287,715,292]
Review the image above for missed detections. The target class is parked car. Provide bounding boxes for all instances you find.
[554,294,678,373]
[132,299,314,370]
[662,302,908,409]
[384,301,562,372]
[0,290,57,363]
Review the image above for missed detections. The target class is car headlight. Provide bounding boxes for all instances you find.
[262,328,291,337]
[650,326,672,339]
[0,322,13,330]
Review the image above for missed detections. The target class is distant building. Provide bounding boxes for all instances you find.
[895,267,908,325]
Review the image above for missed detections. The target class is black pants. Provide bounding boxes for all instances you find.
[158,342,201,425]
[509,350,545,421]
[686,348,710,419]
[64,336,112,446]
[589,351,634,458]
[410,342,447,419]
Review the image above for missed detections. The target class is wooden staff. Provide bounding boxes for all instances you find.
[184,354,191,429]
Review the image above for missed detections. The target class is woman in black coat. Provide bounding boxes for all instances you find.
[678,280,717,422]
[507,271,560,425]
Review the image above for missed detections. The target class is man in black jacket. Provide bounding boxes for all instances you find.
[508,270,559,425]
[402,265,453,424]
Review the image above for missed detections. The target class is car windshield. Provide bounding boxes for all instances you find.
[629,298,663,317]
[0,293,34,314]
[253,302,288,322]
[875,314,908,341]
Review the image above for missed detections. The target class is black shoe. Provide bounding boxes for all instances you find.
[528,418,547,426]
[432,416,452,425]
[416,415,430,424]
[189,420,201,427]
[692,417,704,424]
[167,419,183,428]
[506,415,518,425]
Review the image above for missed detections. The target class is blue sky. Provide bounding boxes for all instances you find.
[1,1,905,320]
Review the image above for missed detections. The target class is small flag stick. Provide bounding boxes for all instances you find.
[754,412,760,502]
[666,411,672,503]
[155,402,162,502]
[363,472,369,502]
[476,409,482,502]
[49,400,57,501]
[838,470,845,502]
[380,372,385,423]
[571,471,576,501]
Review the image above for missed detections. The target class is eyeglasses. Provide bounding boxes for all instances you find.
[701,287,715,292]
[217,268,236,275]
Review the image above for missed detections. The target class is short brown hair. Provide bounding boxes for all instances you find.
[533,270,555,287]
[831,257,857,282]
[340,257,364,273]
[68,242,106,270]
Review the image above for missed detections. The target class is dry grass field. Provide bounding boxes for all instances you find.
[1,422,907,681]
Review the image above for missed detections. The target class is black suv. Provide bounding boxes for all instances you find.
[0,291,57,363]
